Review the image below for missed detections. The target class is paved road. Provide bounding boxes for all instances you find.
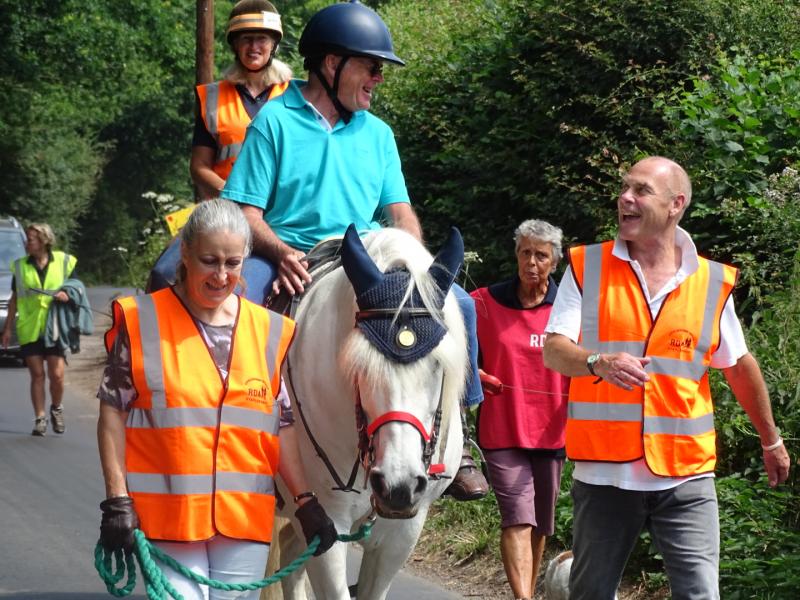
[0,287,463,600]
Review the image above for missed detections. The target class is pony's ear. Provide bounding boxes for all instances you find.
[341,223,385,296]
[428,227,464,294]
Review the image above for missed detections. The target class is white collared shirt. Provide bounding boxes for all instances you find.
[545,227,747,490]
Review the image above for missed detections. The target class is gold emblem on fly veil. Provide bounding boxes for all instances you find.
[396,326,416,348]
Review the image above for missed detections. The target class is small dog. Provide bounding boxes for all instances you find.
[543,550,573,600]
[543,550,619,600]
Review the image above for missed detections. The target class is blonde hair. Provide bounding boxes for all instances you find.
[26,223,56,251]
[223,56,292,88]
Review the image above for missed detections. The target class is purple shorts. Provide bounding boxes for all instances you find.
[484,448,564,534]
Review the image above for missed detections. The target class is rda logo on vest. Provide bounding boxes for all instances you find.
[245,378,270,405]
[667,329,695,353]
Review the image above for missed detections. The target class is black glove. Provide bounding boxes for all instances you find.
[99,496,140,554]
[295,496,337,556]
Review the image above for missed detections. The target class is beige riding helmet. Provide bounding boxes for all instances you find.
[226,0,283,47]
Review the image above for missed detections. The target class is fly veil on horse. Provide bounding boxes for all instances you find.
[275,225,469,600]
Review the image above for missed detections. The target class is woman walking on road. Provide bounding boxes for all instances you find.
[471,219,569,600]
[96,199,336,600]
[2,223,76,436]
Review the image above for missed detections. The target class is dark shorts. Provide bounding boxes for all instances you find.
[20,339,65,359]
[484,448,564,534]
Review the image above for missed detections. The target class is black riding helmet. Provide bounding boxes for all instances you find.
[298,0,404,123]
[226,0,283,71]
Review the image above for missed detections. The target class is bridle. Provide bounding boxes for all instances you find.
[288,305,451,495]
[353,305,449,482]
[354,376,448,484]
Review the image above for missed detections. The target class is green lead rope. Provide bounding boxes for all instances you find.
[95,523,374,600]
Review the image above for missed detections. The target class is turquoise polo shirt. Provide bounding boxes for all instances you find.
[222,79,410,252]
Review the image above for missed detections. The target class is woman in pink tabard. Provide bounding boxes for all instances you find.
[470,219,568,600]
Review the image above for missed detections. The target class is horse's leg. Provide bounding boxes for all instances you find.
[355,511,428,600]
[269,517,308,600]
[260,516,290,600]
[305,541,351,600]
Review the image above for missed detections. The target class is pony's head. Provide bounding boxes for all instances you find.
[339,225,468,518]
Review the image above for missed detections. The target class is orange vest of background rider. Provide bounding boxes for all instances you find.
[196,79,289,179]
[105,288,295,542]
[566,241,737,477]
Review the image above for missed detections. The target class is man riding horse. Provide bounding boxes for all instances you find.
[220,0,489,501]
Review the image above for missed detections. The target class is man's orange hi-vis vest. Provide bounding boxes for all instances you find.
[566,241,737,477]
[196,80,289,180]
[105,288,295,542]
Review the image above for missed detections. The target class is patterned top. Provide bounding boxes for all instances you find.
[97,317,293,426]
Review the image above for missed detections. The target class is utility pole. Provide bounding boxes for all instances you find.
[196,0,215,85]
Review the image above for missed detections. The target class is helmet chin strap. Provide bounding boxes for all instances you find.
[312,56,353,124]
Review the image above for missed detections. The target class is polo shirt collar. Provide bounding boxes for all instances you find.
[282,79,308,109]
[612,226,699,278]
[283,79,366,128]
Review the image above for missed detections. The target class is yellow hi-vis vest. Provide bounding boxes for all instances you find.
[566,242,738,477]
[105,288,295,542]
[12,251,77,345]
[196,79,289,180]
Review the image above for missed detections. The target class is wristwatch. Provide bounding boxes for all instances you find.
[586,353,601,377]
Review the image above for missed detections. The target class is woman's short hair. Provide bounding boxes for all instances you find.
[513,219,563,263]
[181,199,252,255]
[26,223,56,251]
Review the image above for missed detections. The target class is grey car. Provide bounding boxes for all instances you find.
[0,217,27,356]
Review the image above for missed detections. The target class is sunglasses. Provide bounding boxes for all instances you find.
[368,60,384,77]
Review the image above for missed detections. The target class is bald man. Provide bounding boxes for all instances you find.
[542,157,789,599]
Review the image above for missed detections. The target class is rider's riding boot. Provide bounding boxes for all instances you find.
[444,409,489,501]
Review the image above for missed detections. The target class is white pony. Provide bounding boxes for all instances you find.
[275,225,468,600]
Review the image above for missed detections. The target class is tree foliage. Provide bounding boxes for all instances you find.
[0,0,197,274]
[379,0,724,282]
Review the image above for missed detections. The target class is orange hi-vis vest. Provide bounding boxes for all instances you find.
[566,241,738,477]
[196,80,289,180]
[105,288,295,542]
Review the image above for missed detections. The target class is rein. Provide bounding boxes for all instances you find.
[287,358,363,494]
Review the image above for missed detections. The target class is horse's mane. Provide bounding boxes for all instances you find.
[339,228,469,412]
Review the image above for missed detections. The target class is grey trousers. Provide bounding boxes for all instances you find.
[569,478,720,600]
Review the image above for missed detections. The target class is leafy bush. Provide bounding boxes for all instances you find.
[714,244,800,482]
[379,0,732,284]
[717,475,800,599]
[106,192,190,289]
[661,52,800,219]
[714,167,800,312]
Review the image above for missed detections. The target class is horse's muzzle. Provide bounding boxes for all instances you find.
[369,469,427,519]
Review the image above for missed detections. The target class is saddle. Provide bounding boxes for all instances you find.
[266,238,343,317]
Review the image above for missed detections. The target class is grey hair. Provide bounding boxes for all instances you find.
[513,219,563,263]
[180,199,252,256]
